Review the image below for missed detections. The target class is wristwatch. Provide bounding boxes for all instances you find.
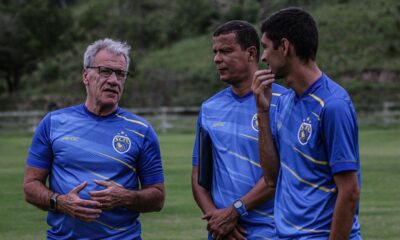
[233,199,248,217]
[49,193,60,212]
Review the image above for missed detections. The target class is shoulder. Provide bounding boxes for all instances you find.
[320,74,353,107]
[115,107,152,130]
[271,82,288,95]
[202,87,230,106]
[200,87,232,112]
[43,105,82,122]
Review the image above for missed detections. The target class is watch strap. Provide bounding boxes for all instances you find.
[233,199,248,217]
[49,193,59,211]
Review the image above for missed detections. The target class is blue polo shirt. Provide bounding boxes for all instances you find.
[272,73,361,239]
[193,84,287,238]
[27,104,164,240]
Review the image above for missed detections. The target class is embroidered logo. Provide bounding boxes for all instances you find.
[62,136,80,141]
[212,122,225,128]
[112,131,131,154]
[298,118,312,145]
[251,113,259,132]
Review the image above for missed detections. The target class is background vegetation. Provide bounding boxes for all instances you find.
[0,0,399,111]
[0,129,399,239]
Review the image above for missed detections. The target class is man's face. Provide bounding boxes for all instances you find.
[260,33,285,79]
[83,49,127,110]
[212,33,252,85]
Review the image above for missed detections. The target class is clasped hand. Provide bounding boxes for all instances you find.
[203,207,246,240]
[57,180,126,222]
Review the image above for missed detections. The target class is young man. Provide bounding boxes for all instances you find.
[23,38,165,239]
[252,8,362,239]
[192,20,286,239]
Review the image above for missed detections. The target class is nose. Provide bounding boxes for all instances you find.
[214,52,222,64]
[261,51,267,63]
[107,72,119,84]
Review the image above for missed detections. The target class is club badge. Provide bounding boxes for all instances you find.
[112,131,131,154]
[298,119,312,145]
[251,113,259,132]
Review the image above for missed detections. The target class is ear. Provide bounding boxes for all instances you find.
[280,38,291,57]
[82,68,89,85]
[247,46,257,62]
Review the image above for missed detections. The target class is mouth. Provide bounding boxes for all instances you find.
[103,88,118,95]
[218,68,228,73]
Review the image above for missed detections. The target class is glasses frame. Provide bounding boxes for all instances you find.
[86,66,129,81]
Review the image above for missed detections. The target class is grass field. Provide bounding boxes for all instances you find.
[0,128,399,239]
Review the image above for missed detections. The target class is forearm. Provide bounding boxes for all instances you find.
[24,180,53,211]
[257,111,280,187]
[329,193,358,239]
[23,166,53,211]
[120,184,165,212]
[192,167,216,214]
[242,178,275,211]
[330,172,360,239]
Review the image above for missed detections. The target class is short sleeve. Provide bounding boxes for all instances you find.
[26,113,53,169]
[192,111,202,166]
[321,99,359,174]
[137,126,164,186]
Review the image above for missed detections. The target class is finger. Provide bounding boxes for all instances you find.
[256,78,275,91]
[79,199,102,208]
[254,69,272,78]
[236,224,247,235]
[88,189,108,197]
[202,213,212,220]
[71,181,87,194]
[73,211,101,222]
[94,179,112,187]
[74,205,102,215]
[231,227,246,240]
[252,72,275,91]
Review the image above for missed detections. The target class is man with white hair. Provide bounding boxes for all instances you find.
[23,38,165,239]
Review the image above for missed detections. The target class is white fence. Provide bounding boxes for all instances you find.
[0,103,399,134]
[0,107,199,134]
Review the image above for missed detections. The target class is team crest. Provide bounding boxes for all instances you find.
[298,119,312,145]
[112,131,131,154]
[251,113,259,132]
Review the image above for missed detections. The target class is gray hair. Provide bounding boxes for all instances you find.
[83,38,131,70]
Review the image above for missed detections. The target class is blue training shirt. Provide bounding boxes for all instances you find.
[26,104,164,240]
[271,73,361,239]
[192,84,287,238]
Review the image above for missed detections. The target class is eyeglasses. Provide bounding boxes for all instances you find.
[87,66,129,81]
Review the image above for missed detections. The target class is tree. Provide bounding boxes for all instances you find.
[0,0,74,94]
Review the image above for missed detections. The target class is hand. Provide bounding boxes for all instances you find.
[252,69,275,112]
[57,181,102,222]
[203,206,240,240]
[89,179,127,210]
[224,224,247,240]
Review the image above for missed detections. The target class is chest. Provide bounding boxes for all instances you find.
[50,118,143,173]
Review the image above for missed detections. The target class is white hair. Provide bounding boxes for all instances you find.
[83,38,131,70]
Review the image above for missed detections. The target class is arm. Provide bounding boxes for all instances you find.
[191,166,217,214]
[329,171,360,240]
[23,166,52,210]
[200,173,275,239]
[252,69,280,187]
[192,166,245,240]
[89,180,165,212]
[23,166,102,221]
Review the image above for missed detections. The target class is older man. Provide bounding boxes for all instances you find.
[23,38,165,239]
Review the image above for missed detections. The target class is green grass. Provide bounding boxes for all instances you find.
[0,129,399,239]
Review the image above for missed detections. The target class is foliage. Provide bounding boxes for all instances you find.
[0,0,398,110]
[0,0,75,93]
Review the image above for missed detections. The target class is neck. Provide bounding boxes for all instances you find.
[85,100,117,116]
[286,60,321,96]
[231,65,257,97]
